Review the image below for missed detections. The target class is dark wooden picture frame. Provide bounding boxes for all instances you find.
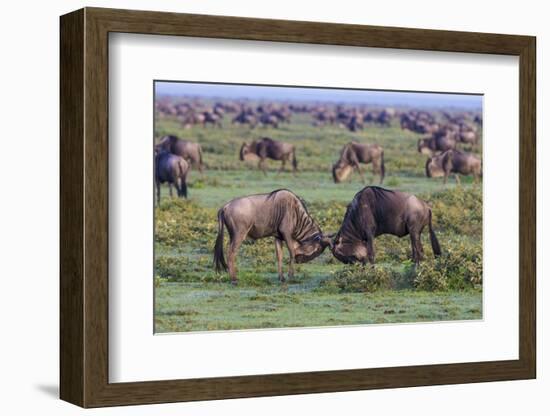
[60,7,536,408]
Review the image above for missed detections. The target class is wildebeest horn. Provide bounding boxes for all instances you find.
[321,234,334,248]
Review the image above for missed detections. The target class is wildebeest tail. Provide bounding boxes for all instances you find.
[428,209,441,256]
[213,208,228,272]
[380,150,386,184]
[292,148,298,171]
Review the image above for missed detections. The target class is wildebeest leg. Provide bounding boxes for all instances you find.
[282,235,296,280]
[258,158,267,176]
[276,159,287,176]
[454,174,461,185]
[443,173,448,185]
[409,233,418,264]
[275,238,285,282]
[365,235,375,265]
[227,232,247,285]
[156,180,161,206]
[168,183,173,197]
[371,160,380,184]
[410,231,424,265]
[355,163,366,184]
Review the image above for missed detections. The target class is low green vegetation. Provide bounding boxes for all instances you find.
[154,105,483,332]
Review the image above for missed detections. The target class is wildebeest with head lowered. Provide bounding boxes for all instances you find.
[332,142,385,184]
[425,149,482,184]
[331,186,441,265]
[155,151,189,205]
[239,137,297,175]
[155,135,205,173]
[214,189,330,284]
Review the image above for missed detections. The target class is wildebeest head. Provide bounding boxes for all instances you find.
[239,141,260,162]
[294,233,332,263]
[329,199,370,264]
[417,138,433,155]
[425,156,445,178]
[239,142,250,161]
[155,135,178,155]
[330,233,368,264]
[332,161,353,183]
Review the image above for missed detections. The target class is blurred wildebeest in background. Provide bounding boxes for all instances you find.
[213,189,331,284]
[425,149,482,184]
[232,109,257,128]
[155,151,189,205]
[258,113,279,128]
[155,135,205,173]
[417,131,457,155]
[332,142,385,184]
[239,137,298,175]
[201,110,223,128]
[458,126,478,146]
[400,110,437,134]
[331,186,441,266]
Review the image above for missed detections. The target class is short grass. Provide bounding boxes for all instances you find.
[155,283,481,332]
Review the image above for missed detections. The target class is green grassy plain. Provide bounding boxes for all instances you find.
[154,107,483,333]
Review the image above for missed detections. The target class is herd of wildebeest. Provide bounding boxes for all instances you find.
[155,97,482,285]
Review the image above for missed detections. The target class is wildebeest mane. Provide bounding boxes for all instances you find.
[260,136,275,144]
[337,186,395,241]
[267,189,320,240]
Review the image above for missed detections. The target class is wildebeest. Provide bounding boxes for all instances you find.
[332,142,385,184]
[213,189,330,284]
[239,137,298,174]
[331,186,441,265]
[155,135,205,173]
[258,113,279,128]
[458,129,478,145]
[155,151,189,205]
[417,132,457,155]
[201,110,222,128]
[232,111,257,128]
[425,149,482,184]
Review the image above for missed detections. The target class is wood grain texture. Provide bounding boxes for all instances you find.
[518,38,536,376]
[59,8,84,407]
[59,7,537,408]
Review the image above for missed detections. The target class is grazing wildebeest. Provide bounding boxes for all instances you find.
[425,149,482,184]
[155,151,189,205]
[213,189,331,284]
[345,114,364,132]
[258,113,279,128]
[332,142,385,184]
[202,111,222,128]
[155,135,205,173]
[331,186,441,266]
[417,133,457,155]
[239,137,297,175]
[232,111,257,128]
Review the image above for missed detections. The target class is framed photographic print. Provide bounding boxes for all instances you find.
[60,7,536,408]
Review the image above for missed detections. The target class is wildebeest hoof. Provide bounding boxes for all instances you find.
[230,280,238,286]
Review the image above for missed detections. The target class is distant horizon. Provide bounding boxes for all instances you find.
[155,81,483,111]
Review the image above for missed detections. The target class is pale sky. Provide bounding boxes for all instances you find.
[155,81,482,110]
